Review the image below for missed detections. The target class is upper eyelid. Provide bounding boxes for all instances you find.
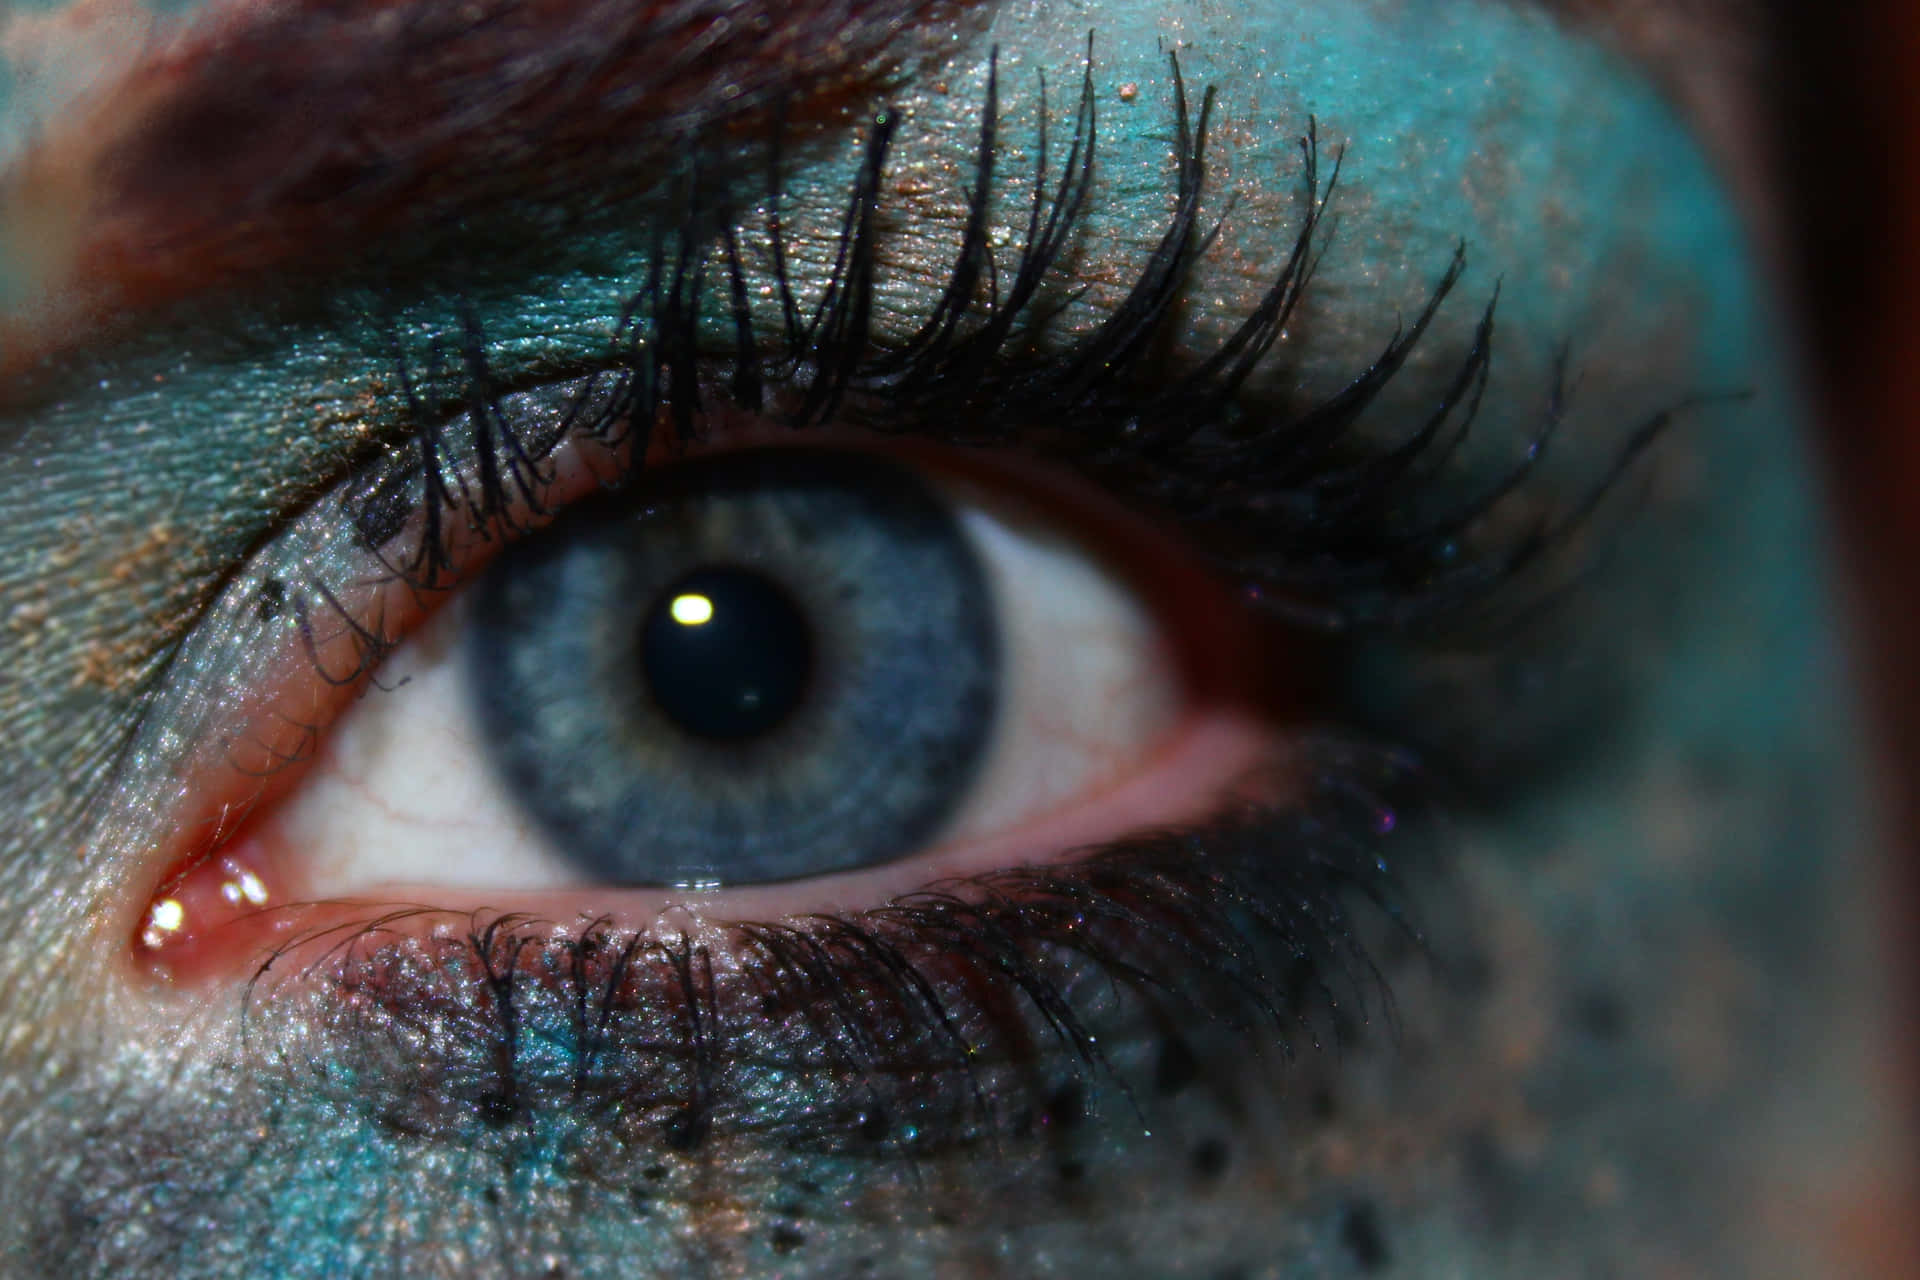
[0,10,1736,731]
[2,50,1631,697]
[277,85,1555,631]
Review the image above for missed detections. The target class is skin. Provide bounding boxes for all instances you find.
[0,1,1911,1276]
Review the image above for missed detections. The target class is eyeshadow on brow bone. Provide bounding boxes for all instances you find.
[0,0,985,358]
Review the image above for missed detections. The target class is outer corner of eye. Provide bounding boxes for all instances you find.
[125,442,1300,987]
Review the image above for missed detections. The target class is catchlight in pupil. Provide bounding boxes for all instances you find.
[669,594,714,626]
[641,568,814,740]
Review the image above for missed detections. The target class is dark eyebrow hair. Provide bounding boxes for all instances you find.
[0,0,1746,374]
[0,0,971,362]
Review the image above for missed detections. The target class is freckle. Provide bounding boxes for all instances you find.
[1153,1036,1198,1096]
[664,1108,708,1151]
[1041,1081,1084,1131]
[1337,1198,1390,1272]
[769,1225,806,1254]
[1574,989,1628,1041]
[1190,1137,1229,1182]
[477,1091,516,1128]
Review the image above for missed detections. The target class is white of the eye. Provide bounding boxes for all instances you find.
[275,489,1182,897]
[941,504,1180,843]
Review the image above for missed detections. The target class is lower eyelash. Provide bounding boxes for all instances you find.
[239,734,1423,1164]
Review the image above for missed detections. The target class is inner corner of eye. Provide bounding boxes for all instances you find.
[131,444,1286,982]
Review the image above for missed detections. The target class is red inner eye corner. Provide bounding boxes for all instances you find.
[135,837,296,974]
[127,431,1312,987]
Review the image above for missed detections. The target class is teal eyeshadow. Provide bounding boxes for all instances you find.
[0,2,1844,1268]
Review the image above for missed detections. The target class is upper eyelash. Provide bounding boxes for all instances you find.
[328,48,1662,645]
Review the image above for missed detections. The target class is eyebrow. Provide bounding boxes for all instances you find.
[0,0,971,366]
[0,0,1742,376]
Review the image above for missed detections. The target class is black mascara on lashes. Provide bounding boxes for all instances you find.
[129,52,1659,1171]
[330,51,1607,640]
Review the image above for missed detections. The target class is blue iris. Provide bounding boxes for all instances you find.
[465,451,1000,886]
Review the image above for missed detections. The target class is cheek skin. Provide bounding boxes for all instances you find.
[0,3,1899,1279]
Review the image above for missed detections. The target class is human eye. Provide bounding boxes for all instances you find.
[1,2,1907,1278]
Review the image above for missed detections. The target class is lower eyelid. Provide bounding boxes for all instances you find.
[135,710,1283,988]
[174,768,1412,1178]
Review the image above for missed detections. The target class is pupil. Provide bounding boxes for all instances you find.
[640,567,814,740]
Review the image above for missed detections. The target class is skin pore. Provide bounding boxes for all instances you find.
[0,1,1909,1277]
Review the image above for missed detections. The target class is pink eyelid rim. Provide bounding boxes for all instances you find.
[126,417,1299,984]
[136,710,1281,985]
